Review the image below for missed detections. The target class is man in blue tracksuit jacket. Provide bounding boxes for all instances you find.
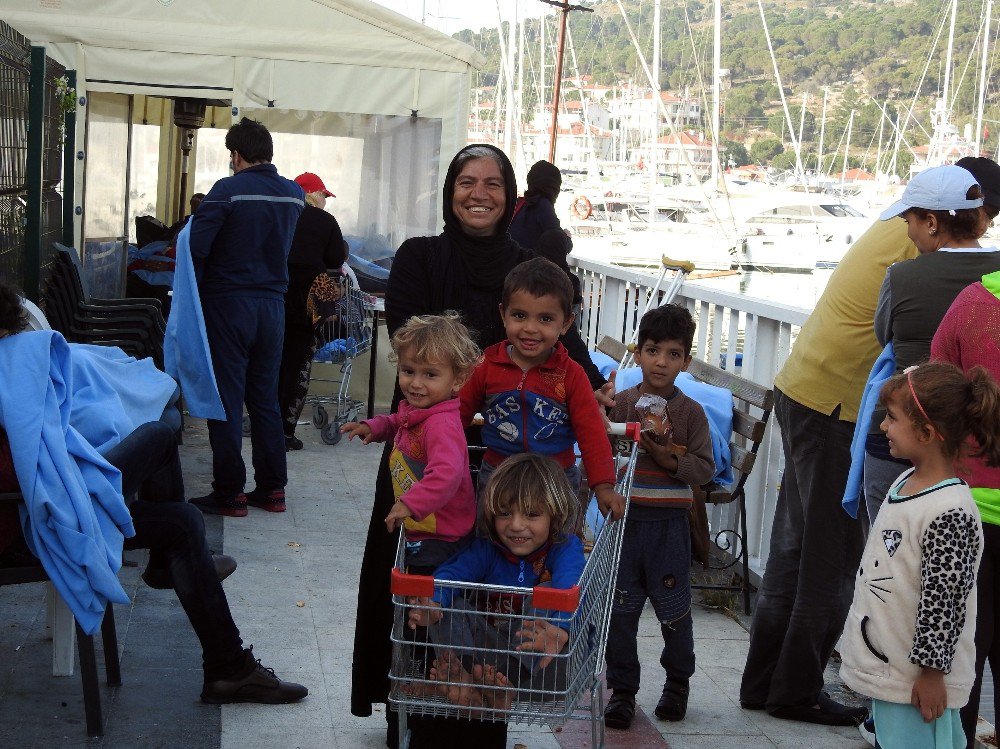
[189,117,304,516]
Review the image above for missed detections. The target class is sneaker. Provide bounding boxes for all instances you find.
[201,647,308,704]
[654,678,690,721]
[859,716,881,748]
[191,492,248,518]
[604,690,636,730]
[247,487,286,513]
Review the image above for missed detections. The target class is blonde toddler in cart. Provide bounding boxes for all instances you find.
[388,425,641,749]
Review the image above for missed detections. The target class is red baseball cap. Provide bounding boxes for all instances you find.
[294,172,335,197]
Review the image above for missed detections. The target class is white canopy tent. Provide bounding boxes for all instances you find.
[5,0,483,253]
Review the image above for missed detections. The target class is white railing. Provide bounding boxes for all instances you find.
[570,255,812,581]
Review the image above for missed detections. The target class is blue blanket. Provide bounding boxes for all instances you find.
[0,332,135,635]
[69,344,178,453]
[842,342,896,519]
[164,222,225,419]
[590,351,734,485]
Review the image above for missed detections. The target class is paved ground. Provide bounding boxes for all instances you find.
[0,418,993,748]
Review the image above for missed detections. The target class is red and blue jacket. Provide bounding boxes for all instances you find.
[459,341,615,488]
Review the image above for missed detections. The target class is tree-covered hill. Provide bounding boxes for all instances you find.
[455,0,998,169]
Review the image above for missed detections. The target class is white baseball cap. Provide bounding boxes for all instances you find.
[879,164,984,221]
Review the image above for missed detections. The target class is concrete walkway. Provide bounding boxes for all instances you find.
[0,417,958,748]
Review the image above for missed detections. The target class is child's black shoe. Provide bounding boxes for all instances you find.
[603,690,636,729]
[653,678,689,721]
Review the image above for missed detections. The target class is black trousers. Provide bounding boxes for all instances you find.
[739,389,865,710]
[277,323,317,440]
[962,521,1000,747]
[105,421,244,678]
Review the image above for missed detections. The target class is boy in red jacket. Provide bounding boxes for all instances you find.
[460,257,624,519]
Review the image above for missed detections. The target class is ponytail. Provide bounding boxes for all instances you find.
[965,366,1000,468]
[881,361,1000,466]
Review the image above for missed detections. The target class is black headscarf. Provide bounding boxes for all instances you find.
[442,144,520,290]
[525,159,562,203]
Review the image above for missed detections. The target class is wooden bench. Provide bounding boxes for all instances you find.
[597,335,774,613]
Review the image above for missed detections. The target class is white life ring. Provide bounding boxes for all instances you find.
[571,195,593,220]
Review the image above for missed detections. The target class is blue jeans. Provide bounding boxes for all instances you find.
[103,421,244,678]
[605,506,695,693]
[203,296,286,495]
[739,389,864,710]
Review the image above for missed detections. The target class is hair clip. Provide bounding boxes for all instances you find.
[949,209,957,216]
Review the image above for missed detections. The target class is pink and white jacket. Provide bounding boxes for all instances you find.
[364,398,475,543]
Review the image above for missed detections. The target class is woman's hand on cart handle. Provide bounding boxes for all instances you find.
[515,619,570,668]
[407,598,442,630]
[594,483,625,520]
[341,421,374,443]
[384,500,414,532]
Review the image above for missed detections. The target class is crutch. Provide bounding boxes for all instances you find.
[617,254,696,369]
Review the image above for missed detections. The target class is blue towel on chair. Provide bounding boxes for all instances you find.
[69,344,178,453]
[0,331,134,635]
[164,222,225,420]
[843,342,896,519]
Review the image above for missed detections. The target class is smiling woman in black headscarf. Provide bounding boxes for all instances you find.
[350,144,607,748]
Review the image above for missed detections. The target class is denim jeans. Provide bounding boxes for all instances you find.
[203,296,286,495]
[739,389,864,710]
[605,507,695,693]
[103,421,244,679]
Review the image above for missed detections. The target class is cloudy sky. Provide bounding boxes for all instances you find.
[373,0,550,34]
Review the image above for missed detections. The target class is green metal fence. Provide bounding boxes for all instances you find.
[0,22,66,299]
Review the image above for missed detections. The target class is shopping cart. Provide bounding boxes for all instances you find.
[305,268,375,445]
[388,423,641,749]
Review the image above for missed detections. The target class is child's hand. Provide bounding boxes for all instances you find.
[385,500,414,532]
[407,598,442,630]
[911,667,947,722]
[516,619,570,668]
[340,421,374,443]
[594,370,617,409]
[640,432,679,473]
[594,483,626,520]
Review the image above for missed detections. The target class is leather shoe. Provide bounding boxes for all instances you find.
[201,649,308,704]
[142,554,238,590]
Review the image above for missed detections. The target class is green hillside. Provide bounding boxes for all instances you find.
[455,0,998,173]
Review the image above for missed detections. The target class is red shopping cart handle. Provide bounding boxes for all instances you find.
[533,584,580,613]
[391,568,435,597]
[608,422,642,441]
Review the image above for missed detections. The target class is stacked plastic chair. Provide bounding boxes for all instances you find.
[41,244,165,367]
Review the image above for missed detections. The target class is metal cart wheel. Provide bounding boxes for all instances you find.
[321,421,343,445]
[312,404,329,429]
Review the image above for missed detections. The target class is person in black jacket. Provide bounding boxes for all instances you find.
[508,159,567,251]
[278,172,347,450]
[350,144,618,749]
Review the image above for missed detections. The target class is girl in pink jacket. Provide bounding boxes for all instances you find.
[342,313,481,572]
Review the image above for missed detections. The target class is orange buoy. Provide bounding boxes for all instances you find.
[571,195,593,220]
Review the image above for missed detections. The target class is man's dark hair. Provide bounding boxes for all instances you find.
[637,304,696,356]
[225,117,273,164]
[502,257,574,318]
[0,281,29,334]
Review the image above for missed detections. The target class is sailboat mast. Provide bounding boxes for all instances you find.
[503,9,516,157]
[841,109,855,190]
[943,0,957,118]
[651,0,661,200]
[711,0,721,188]
[976,0,993,155]
[817,87,828,173]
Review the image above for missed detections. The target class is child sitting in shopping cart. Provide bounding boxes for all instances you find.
[459,256,625,519]
[603,303,715,731]
[406,453,586,711]
[341,313,481,571]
